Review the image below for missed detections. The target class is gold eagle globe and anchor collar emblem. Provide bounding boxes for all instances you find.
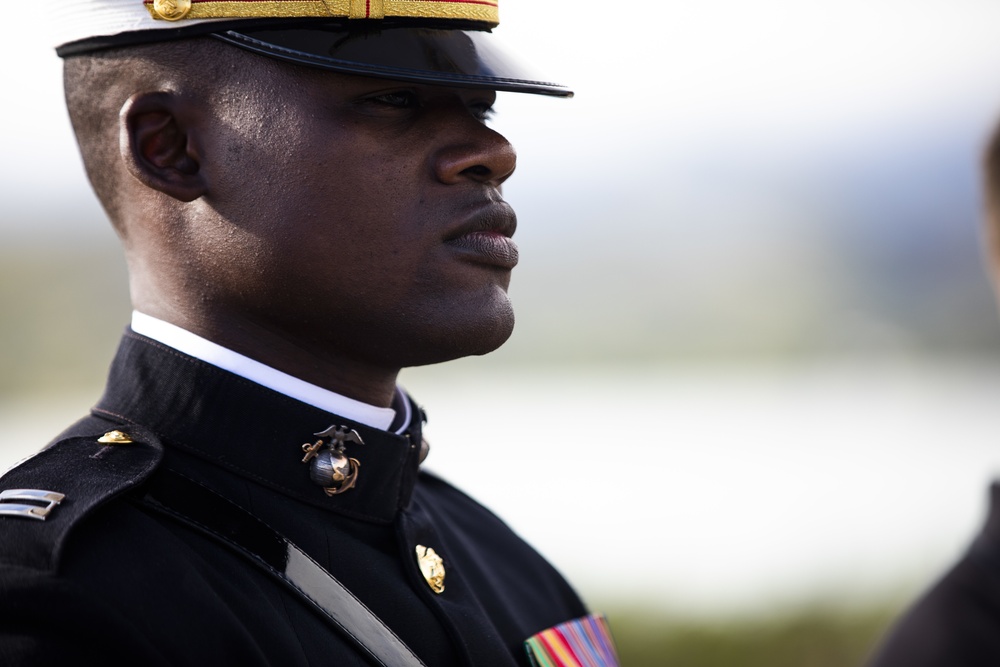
[300,425,365,496]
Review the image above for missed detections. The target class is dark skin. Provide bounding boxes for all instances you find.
[986,127,1000,296]
[106,46,518,408]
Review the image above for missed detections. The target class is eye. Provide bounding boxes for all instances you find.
[367,90,420,109]
[470,103,496,122]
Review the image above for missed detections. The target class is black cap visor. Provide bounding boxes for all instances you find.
[212,22,573,97]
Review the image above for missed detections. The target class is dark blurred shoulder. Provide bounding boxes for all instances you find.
[867,484,1000,667]
[0,415,169,666]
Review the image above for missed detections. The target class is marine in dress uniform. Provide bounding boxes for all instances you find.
[0,3,619,665]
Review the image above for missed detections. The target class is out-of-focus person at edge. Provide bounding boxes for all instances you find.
[0,1,620,666]
[866,127,1000,666]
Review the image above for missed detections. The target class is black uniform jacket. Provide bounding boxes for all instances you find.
[0,330,587,666]
[867,483,1000,666]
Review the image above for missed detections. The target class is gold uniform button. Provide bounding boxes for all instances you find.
[152,0,192,21]
[415,545,445,594]
[97,430,134,445]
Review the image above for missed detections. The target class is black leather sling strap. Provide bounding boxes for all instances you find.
[137,469,427,667]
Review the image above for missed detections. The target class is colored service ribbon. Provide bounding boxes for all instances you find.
[524,614,620,667]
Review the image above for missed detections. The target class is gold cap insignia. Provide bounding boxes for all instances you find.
[415,545,445,594]
[151,0,192,21]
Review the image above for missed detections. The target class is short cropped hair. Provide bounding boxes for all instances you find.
[63,39,245,231]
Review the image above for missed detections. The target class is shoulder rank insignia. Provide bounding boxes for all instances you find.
[0,489,65,521]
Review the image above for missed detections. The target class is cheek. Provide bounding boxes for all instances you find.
[287,161,429,261]
[209,111,434,293]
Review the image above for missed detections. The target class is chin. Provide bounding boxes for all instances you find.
[466,308,516,358]
[402,296,516,367]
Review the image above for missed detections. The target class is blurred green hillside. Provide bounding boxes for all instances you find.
[0,243,129,397]
[4,237,1000,399]
[606,605,897,667]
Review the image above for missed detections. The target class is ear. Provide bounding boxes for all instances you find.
[119,91,207,202]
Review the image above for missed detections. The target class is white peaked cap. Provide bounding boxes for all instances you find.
[51,0,572,97]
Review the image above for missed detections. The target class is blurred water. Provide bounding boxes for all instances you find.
[4,360,997,617]
[407,360,1000,616]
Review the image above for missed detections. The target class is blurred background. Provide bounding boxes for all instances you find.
[5,1,1000,664]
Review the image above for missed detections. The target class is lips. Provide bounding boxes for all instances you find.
[444,201,519,270]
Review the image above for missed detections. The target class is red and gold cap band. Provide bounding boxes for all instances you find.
[51,0,500,50]
[144,0,498,25]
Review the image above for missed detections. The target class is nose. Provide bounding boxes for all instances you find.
[433,120,517,187]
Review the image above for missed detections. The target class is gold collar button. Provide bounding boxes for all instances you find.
[97,430,133,445]
[415,545,445,594]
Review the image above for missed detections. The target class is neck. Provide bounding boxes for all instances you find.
[137,308,400,408]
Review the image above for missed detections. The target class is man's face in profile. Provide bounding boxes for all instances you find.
[188,61,520,369]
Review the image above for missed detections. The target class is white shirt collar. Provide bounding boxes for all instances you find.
[131,311,410,433]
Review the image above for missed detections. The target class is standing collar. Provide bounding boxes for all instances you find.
[94,330,425,522]
[131,311,410,434]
